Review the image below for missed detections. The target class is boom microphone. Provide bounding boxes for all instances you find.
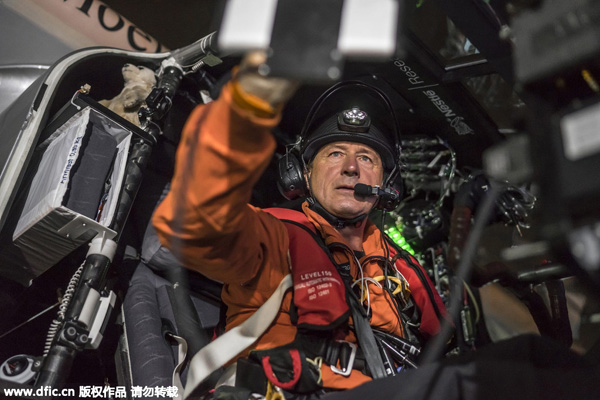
[354,183,380,197]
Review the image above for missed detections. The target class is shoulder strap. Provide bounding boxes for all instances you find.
[181,274,293,399]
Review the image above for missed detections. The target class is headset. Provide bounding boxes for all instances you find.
[277,80,404,211]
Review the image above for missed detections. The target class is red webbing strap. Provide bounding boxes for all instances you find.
[261,349,303,390]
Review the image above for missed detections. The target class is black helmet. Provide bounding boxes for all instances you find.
[301,106,397,172]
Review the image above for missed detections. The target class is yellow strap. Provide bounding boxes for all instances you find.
[265,381,286,400]
[354,274,412,304]
[356,275,412,303]
[306,356,323,385]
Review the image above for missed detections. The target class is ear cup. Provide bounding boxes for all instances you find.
[277,150,308,200]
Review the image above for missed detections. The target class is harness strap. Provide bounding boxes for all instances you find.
[166,332,187,400]
[293,334,365,376]
[346,290,388,379]
[182,274,293,399]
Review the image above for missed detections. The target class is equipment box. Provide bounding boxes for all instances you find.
[11,97,133,276]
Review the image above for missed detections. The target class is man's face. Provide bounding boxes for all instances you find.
[307,141,384,220]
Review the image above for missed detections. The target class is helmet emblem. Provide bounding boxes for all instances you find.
[342,107,368,126]
[338,107,371,133]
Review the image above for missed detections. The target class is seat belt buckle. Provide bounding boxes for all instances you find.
[330,341,357,377]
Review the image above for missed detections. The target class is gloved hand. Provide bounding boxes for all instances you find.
[454,172,535,228]
[235,51,299,110]
[495,186,536,230]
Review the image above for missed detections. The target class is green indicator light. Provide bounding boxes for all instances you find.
[385,227,416,256]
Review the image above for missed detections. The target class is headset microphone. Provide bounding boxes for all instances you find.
[354,183,400,211]
[354,183,380,197]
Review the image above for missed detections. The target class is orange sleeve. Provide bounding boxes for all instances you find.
[152,81,286,284]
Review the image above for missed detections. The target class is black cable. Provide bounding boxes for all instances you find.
[379,339,418,369]
[419,184,501,365]
[379,211,404,326]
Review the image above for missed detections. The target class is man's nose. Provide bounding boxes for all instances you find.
[342,156,359,175]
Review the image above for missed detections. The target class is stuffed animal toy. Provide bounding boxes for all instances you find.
[99,64,156,126]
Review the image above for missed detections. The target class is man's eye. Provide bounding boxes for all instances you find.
[359,155,373,163]
[330,151,343,157]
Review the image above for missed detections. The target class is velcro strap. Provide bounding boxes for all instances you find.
[261,349,302,390]
[248,346,323,394]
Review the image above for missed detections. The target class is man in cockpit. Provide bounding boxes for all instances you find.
[153,52,446,396]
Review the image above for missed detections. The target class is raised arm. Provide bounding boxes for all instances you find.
[153,53,298,283]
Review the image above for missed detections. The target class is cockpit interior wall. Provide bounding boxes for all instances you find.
[2,0,167,56]
[0,5,72,66]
